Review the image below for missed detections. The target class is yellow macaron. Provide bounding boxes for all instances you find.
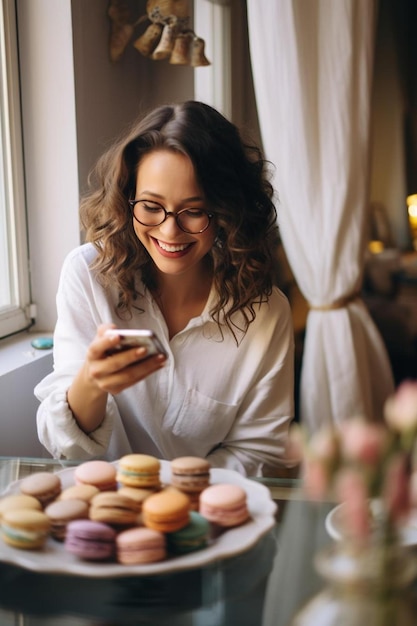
[117,454,161,489]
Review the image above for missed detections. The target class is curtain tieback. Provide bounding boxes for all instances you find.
[308,290,361,312]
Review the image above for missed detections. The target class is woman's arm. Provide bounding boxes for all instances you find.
[35,245,165,457]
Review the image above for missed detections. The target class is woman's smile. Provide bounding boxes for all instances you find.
[152,237,195,255]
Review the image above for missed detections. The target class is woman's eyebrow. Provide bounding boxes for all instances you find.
[139,190,205,203]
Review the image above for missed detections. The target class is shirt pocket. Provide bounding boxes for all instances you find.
[170,388,239,447]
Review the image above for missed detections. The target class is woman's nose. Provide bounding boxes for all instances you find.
[158,213,182,235]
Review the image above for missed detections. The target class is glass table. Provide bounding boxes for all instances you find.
[0,457,335,626]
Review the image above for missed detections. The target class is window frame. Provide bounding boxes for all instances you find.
[193,0,232,118]
[0,0,31,339]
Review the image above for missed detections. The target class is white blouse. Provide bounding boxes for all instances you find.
[35,244,294,476]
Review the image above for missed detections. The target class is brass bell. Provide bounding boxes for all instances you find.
[169,32,192,65]
[133,23,163,57]
[109,23,134,62]
[190,37,210,67]
[152,23,176,60]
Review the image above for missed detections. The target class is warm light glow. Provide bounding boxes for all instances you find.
[368,240,384,254]
[406,194,417,207]
[408,204,417,219]
[407,195,417,250]
[408,201,417,229]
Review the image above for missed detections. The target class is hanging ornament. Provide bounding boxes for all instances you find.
[108,0,134,62]
[169,32,193,65]
[107,0,210,67]
[133,22,163,57]
[152,21,178,60]
[190,37,211,67]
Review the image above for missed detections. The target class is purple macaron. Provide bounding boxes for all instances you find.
[65,519,116,561]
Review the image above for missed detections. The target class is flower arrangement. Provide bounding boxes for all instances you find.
[288,383,417,626]
[288,380,417,546]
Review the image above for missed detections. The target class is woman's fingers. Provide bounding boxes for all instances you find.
[91,353,166,394]
[85,324,167,394]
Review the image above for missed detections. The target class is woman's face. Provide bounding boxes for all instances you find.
[132,150,216,279]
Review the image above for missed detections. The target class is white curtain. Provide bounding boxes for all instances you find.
[247,0,394,431]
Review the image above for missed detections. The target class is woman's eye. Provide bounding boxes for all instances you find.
[184,208,205,217]
[141,202,163,213]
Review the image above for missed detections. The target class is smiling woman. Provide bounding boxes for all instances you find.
[34,100,295,477]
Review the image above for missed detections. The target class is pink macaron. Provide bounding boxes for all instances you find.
[116,527,167,565]
[45,498,89,541]
[19,471,62,507]
[199,484,250,527]
[74,460,118,491]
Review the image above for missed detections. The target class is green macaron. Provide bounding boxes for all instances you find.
[166,510,210,554]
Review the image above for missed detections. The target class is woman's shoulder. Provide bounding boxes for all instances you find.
[251,286,292,332]
[61,243,98,274]
[268,285,291,315]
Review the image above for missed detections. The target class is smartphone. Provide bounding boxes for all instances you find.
[104,329,167,358]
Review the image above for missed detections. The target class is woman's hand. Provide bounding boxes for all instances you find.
[85,324,167,395]
[67,324,166,434]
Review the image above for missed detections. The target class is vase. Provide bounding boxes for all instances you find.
[290,540,417,626]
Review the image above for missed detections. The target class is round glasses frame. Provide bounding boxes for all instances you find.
[129,200,214,234]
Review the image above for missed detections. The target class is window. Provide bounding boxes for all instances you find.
[0,0,31,339]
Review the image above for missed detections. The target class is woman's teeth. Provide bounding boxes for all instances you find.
[157,240,190,252]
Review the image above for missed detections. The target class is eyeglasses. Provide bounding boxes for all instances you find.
[129,200,214,234]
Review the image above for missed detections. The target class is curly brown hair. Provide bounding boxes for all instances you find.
[80,101,278,340]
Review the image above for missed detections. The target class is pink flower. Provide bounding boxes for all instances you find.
[308,428,339,464]
[340,418,387,465]
[409,472,417,508]
[335,467,370,541]
[382,453,411,523]
[303,458,329,501]
[384,380,417,433]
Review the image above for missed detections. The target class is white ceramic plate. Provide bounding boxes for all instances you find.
[0,461,277,577]
[325,501,417,547]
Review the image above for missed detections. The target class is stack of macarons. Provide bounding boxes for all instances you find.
[170,456,211,510]
[0,453,251,565]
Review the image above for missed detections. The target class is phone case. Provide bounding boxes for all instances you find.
[105,329,166,357]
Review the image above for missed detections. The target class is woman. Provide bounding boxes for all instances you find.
[35,101,294,476]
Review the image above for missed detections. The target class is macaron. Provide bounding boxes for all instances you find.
[45,498,89,541]
[0,494,42,520]
[170,456,211,493]
[74,460,118,491]
[65,519,116,561]
[19,471,62,506]
[166,510,210,555]
[199,484,250,527]
[116,527,166,565]
[1,509,51,549]
[117,454,161,489]
[89,491,140,526]
[142,488,190,533]
[58,484,100,503]
[118,486,156,512]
